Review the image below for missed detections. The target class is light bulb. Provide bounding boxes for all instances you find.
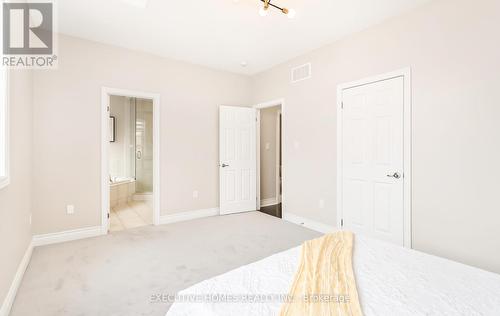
[259,7,269,17]
[287,8,296,19]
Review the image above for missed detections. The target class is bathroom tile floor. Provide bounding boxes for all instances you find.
[110,200,153,232]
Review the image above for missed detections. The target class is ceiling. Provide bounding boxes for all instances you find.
[57,0,431,75]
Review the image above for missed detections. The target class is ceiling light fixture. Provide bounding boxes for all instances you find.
[259,6,269,17]
[258,0,295,18]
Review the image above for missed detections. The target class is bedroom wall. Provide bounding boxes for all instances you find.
[0,70,33,308]
[251,0,500,273]
[32,35,252,235]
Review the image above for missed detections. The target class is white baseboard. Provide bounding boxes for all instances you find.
[159,208,219,225]
[32,226,105,247]
[260,197,278,207]
[283,212,336,234]
[0,242,33,316]
[1,227,105,314]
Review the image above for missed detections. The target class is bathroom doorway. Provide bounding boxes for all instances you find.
[101,88,160,233]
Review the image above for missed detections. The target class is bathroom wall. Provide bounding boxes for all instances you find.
[109,95,133,179]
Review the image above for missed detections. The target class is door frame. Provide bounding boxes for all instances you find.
[253,98,285,211]
[101,87,161,233]
[275,109,282,204]
[336,68,412,248]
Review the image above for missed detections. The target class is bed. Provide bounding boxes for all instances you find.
[166,234,500,316]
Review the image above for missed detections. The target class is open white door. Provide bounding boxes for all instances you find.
[219,106,257,215]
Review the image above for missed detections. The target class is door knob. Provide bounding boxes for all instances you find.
[387,172,401,179]
[221,163,229,168]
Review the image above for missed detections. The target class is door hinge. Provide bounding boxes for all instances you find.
[107,213,110,219]
[341,102,344,109]
[341,219,344,227]
[107,106,110,112]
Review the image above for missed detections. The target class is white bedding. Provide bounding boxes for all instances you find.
[167,235,500,316]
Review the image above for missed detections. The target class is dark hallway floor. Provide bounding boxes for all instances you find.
[259,203,282,218]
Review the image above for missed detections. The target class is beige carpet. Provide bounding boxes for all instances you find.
[11,211,321,316]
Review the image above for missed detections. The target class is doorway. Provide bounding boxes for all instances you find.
[337,69,412,247]
[257,105,282,218]
[101,88,161,233]
[218,99,285,217]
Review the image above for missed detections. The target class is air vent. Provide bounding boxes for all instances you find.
[291,63,311,83]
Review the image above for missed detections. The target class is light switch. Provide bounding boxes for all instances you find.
[192,190,199,199]
[66,205,75,214]
[294,141,300,150]
[265,142,270,150]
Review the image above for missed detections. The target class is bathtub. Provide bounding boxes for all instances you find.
[110,177,136,207]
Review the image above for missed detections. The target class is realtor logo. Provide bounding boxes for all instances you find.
[2,1,57,68]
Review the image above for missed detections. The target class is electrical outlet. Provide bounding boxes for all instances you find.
[192,190,199,199]
[66,205,75,214]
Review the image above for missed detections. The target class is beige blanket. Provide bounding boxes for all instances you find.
[279,231,363,316]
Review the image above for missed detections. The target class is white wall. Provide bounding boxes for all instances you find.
[252,0,500,273]
[0,70,33,306]
[32,35,252,235]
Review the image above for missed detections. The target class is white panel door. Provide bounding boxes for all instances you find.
[341,77,404,246]
[219,106,257,215]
